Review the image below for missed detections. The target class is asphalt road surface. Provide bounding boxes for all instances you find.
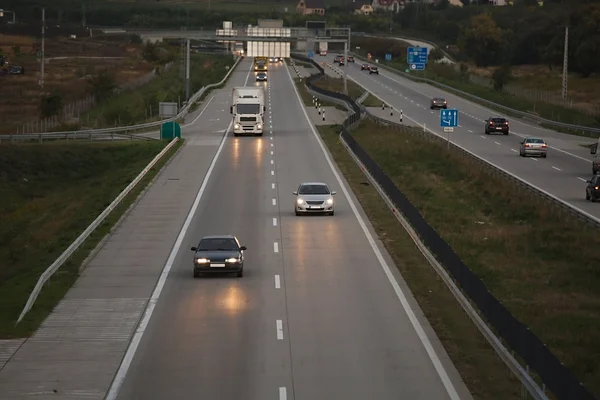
[109,60,471,399]
[320,54,600,220]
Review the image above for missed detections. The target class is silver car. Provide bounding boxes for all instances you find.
[293,182,337,216]
[519,137,547,158]
[256,72,267,81]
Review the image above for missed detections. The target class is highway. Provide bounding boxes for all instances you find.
[319,54,600,220]
[108,59,471,399]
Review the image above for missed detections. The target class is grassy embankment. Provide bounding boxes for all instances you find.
[351,36,600,133]
[0,140,182,338]
[317,119,600,398]
[82,53,234,129]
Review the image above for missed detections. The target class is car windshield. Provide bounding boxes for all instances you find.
[197,238,239,251]
[434,98,445,101]
[299,184,330,195]
[236,104,260,114]
[491,118,507,123]
[526,138,545,144]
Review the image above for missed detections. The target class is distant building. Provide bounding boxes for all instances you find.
[351,0,374,15]
[297,0,326,15]
[371,0,401,13]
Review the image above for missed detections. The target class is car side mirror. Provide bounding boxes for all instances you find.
[520,141,524,144]
[264,106,266,112]
[230,106,233,114]
[293,191,298,195]
[586,180,591,183]
[190,247,197,251]
[331,191,337,195]
[240,246,247,251]
[591,147,598,155]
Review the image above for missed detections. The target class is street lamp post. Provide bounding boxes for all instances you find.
[0,9,16,24]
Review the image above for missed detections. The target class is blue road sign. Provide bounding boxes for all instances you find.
[308,51,314,58]
[407,47,428,64]
[440,109,459,127]
[385,53,392,61]
[409,63,425,71]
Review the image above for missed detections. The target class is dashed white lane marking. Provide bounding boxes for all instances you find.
[578,177,587,182]
[274,242,279,253]
[271,151,274,155]
[480,135,486,139]
[552,166,561,171]
[273,217,278,226]
[274,275,281,289]
[271,159,274,164]
[272,198,277,206]
[271,143,273,147]
[270,136,273,140]
[272,183,276,189]
[530,158,538,162]
[279,387,287,400]
[511,149,518,153]
[494,141,500,145]
[468,130,473,133]
[271,170,275,176]
[276,320,284,340]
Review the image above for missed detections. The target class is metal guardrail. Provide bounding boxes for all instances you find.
[10,55,242,137]
[291,53,597,400]
[348,52,600,137]
[0,132,156,142]
[17,138,181,324]
[15,55,243,323]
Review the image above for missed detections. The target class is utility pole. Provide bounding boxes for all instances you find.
[40,8,45,88]
[343,39,348,95]
[185,39,190,101]
[561,25,568,99]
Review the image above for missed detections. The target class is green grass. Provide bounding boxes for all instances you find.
[0,139,183,338]
[317,124,521,399]
[82,54,234,129]
[293,78,346,111]
[332,118,600,398]
[362,93,382,107]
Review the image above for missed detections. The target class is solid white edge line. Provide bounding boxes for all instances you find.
[105,119,234,400]
[185,96,215,127]
[275,274,281,289]
[279,386,287,399]
[284,62,461,400]
[276,319,284,340]
[273,241,279,253]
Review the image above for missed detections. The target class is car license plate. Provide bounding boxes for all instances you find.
[211,263,225,267]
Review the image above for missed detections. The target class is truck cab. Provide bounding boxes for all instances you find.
[231,87,265,137]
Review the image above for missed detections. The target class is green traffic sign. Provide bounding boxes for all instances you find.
[160,121,181,140]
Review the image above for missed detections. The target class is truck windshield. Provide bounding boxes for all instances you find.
[237,104,260,114]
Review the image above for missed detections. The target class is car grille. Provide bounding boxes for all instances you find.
[306,201,323,205]
[240,117,256,122]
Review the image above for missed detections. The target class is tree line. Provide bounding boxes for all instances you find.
[2,0,598,77]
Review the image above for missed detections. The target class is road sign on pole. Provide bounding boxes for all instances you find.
[407,47,428,65]
[440,109,459,128]
[409,63,425,71]
[308,51,314,58]
[385,53,391,61]
[159,102,178,118]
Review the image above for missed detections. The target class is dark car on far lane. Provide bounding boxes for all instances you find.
[430,97,447,109]
[368,66,379,74]
[361,64,369,70]
[191,235,247,277]
[485,117,509,135]
[347,56,355,63]
[586,175,600,202]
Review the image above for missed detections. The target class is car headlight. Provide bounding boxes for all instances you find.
[234,124,240,130]
[257,124,262,130]
[326,198,333,205]
[226,257,240,263]
[195,258,209,264]
[297,199,304,205]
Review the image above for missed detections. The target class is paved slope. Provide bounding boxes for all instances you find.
[322,55,600,219]
[112,60,471,399]
[0,58,254,400]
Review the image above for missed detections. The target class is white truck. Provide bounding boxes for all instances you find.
[319,42,328,56]
[230,87,265,136]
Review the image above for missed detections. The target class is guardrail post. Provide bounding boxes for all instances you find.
[318,107,321,115]
[400,110,403,123]
[38,134,42,144]
[390,106,394,116]
[323,110,325,121]
[381,103,385,110]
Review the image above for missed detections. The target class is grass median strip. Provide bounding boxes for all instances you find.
[321,118,600,397]
[317,125,520,398]
[0,139,182,338]
[293,77,346,111]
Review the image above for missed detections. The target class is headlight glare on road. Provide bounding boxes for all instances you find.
[226,258,240,263]
[195,258,209,264]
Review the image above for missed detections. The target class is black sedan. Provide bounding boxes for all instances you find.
[586,175,600,202]
[190,235,246,277]
[485,117,509,135]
